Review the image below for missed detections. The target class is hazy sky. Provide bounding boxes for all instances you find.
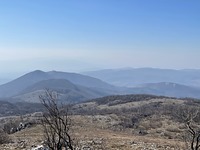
[0,0,200,76]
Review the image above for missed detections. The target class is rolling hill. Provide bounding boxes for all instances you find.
[0,70,117,98]
[0,100,44,117]
[14,79,112,103]
[124,82,200,98]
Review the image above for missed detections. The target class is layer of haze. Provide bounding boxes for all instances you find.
[0,0,200,78]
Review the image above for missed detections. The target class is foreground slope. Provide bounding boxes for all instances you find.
[1,94,198,149]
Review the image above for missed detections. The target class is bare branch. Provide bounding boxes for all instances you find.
[40,90,74,150]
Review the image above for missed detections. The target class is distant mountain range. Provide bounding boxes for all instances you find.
[123,82,200,98]
[83,68,200,87]
[0,68,200,103]
[0,70,118,102]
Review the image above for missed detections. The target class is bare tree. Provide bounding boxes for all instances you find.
[186,120,200,150]
[40,90,74,150]
[177,105,200,150]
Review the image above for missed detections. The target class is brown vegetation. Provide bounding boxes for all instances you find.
[1,94,200,149]
[0,129,10,144]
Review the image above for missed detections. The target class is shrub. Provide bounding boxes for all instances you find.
[0,129,10,144]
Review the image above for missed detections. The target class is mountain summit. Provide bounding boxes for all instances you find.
[0,70,116,99]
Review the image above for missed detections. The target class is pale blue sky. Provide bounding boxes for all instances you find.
[0,0,200,77]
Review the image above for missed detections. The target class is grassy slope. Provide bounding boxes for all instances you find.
[1,94,200,149]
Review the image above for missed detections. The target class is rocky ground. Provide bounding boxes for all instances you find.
[1,95,197,149]
[0,115,186,150]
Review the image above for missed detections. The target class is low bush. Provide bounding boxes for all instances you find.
[0,129,10,144]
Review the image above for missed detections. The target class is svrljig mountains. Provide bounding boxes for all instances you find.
[0,68,200,103]
[1,68,200,150]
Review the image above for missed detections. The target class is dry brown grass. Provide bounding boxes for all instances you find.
[1,96,195,149]
[0,114,187,150]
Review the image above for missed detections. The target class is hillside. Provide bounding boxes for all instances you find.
[0,70,116,98]
[72,94,200,142]
[124,82,200,98]
[0,70,48,97]
[14,79,112,103]
[48,71,115,89]
[1,94,200,149]
[0,100,44,117]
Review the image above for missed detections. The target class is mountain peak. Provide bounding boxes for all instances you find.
[30,70,45,74]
